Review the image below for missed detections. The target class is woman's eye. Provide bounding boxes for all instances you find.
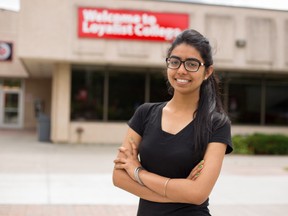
[187,62,198,67]
[170,60,179,65]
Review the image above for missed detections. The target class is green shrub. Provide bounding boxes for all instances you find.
[232,135,253,154]
[232,133,288,155]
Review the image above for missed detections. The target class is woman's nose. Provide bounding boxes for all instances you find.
[177,63,188,74]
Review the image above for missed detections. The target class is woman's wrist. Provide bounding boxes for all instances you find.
[163,178,171,197]
[134,166,145,186]
[137,168,173,198]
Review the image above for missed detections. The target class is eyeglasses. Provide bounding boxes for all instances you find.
[166,56,205,72]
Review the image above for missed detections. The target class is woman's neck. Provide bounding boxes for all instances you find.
[166,93,199,114]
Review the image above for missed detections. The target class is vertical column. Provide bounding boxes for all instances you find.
[276,18,286,69]
[51,63,71,143]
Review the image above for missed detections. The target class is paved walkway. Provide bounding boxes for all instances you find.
[0,129,287,215]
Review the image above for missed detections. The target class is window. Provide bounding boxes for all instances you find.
[224,73,288,126]
[0,79,22,127]
[228,81,261,124]
[150,72,172,102]
[71,67,288,126]
[108,72,145,121]
[71,68,104,121]
[71,66,169,122]
[266,80,288,125]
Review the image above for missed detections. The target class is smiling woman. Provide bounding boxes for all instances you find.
[113,29,233,216]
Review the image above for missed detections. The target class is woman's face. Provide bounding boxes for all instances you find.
[167,43,212,96]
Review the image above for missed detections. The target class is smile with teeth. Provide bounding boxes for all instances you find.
[175,78,191,84]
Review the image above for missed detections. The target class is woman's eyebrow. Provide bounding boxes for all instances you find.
[170,55,200,61]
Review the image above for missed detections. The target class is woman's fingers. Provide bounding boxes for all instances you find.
[131,143,138,159]
[114,157,126,164]
[129,137,138,158]
[115,137,140,173]
[113,157,127,169]
[191,169,202,181]
[119,137,138,158]
[187,160,204,180]
[193,160,204,180]
[114,163,125,169]
[118,146,132,157]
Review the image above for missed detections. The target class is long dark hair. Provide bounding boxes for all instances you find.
[166,29,230,157]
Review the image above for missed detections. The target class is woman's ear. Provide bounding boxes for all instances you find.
[204,66,214,80]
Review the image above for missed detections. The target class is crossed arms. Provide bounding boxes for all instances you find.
[112,127,227,205]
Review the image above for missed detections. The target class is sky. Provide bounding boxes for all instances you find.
[160,0,288,11]
[0,0,19,11]
[1,0,288,12]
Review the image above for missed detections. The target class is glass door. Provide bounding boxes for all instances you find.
[3,92,19,124]
[0,80,23,128]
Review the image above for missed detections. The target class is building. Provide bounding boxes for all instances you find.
[0,0,287,144]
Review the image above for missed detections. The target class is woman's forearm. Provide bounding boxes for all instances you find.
[112,168,174,203]
[137,143,227,205]
[138,169,206,204]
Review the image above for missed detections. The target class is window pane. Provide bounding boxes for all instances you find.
[71,69,104,121]
[228,81,261,124]
[3,80,21,90]
[4,93,19,124]
[150,72,172,102]
[109,72,145,121]
[266,82,288,125]
[4,92,19,108]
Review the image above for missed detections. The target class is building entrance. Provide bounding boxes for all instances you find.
[0,79,23,128]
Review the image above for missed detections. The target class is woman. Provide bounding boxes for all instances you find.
[113,29,233,216]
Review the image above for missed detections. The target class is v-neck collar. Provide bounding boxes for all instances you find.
[159,102,195,136]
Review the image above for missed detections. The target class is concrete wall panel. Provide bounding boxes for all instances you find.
[205,15,235,62]
[246,17,275,64]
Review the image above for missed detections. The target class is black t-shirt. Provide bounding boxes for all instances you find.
[128,102,233,216]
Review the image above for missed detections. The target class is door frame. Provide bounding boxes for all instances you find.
[0,79,24,129]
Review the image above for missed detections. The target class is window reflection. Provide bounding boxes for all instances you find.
[0,79,21,125]
[70,68,288,126]
[71,69,104,121]
[225,74,288,125]
[4,93,19,124]
[71,67,170,122]
[3,80,21,90]
[228,82,261,124]
[266,83,288,125]
[150,72,172,102]
[109,72,145,121]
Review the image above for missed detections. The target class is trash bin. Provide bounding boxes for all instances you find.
[37,113,51,142]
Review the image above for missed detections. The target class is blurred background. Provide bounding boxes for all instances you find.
[0,1,287,215]
[0,0,287,144]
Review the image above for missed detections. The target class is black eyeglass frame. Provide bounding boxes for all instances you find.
[166,56,206,72]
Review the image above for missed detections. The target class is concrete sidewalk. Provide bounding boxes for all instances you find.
[0,129,287,215]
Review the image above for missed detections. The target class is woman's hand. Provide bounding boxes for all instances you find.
[114,138,142,181]
[187,160,204,181]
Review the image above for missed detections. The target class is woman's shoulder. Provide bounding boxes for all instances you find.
[136,102,166,113]
[211,111,231,128]
[211,111,233,154]
[128,102,166,134]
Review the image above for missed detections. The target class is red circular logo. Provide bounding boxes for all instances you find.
[0,42,12,61]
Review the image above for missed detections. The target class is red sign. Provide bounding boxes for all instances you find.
[78,7,189,42]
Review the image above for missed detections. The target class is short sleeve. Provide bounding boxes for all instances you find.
[127,103,152,137]
[210,120,233,154]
